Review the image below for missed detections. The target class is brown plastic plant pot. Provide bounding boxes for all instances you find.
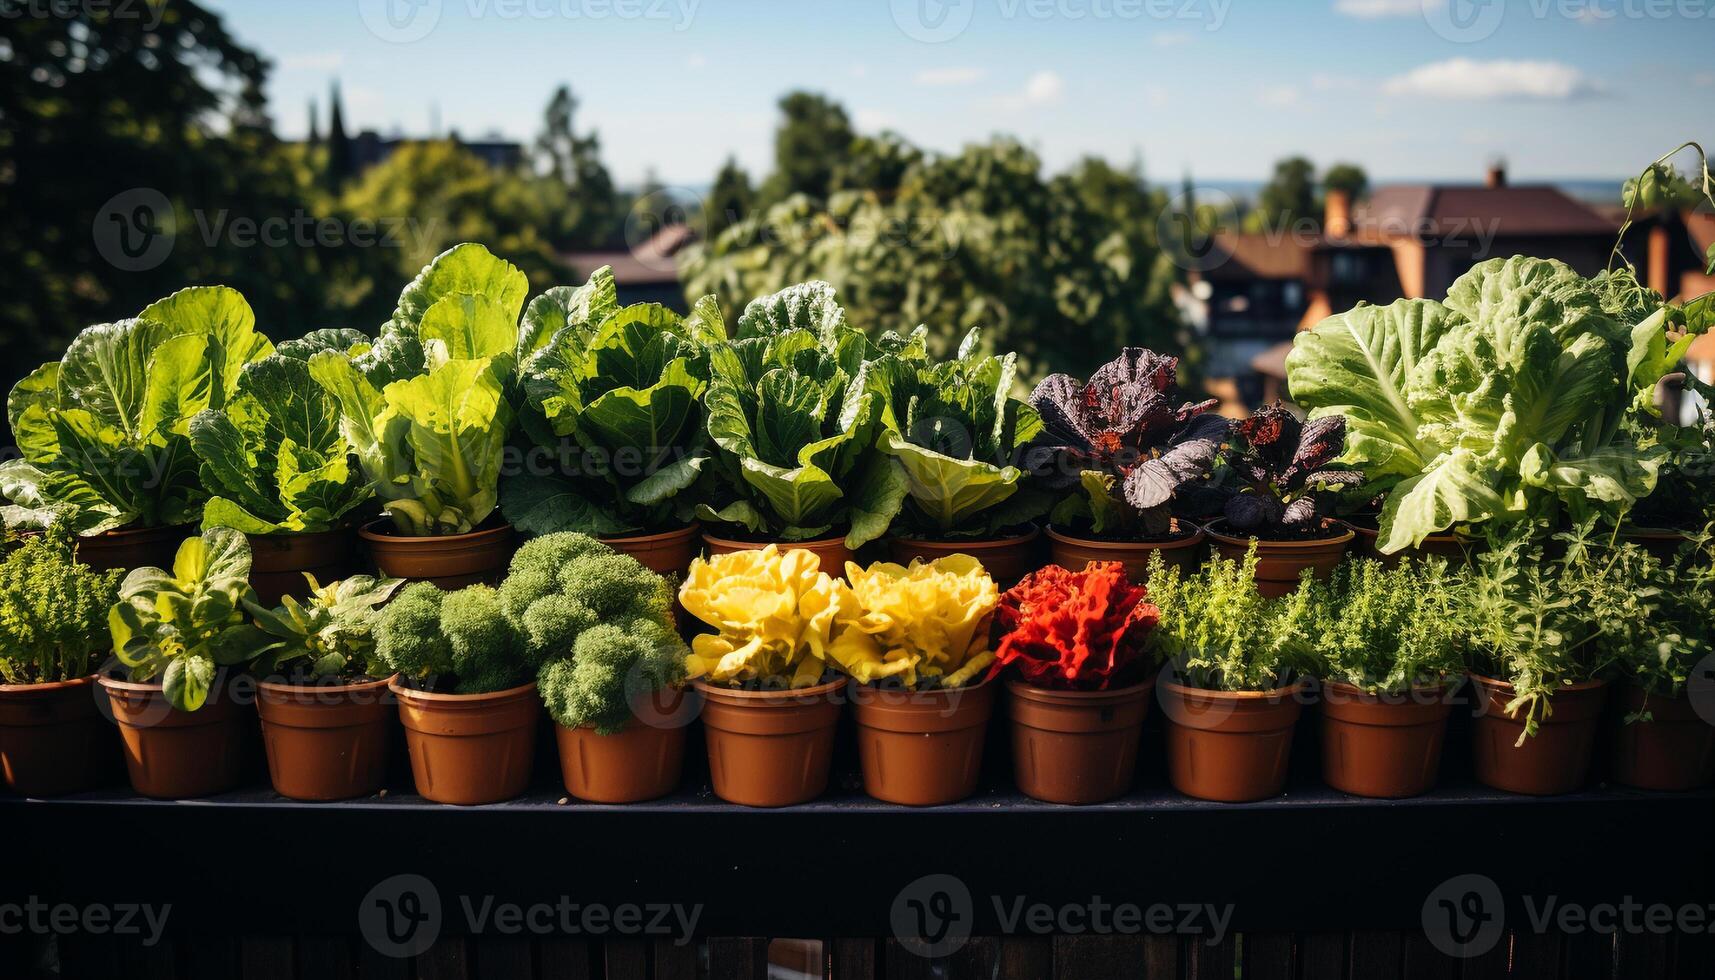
[247,529,356,606]
[599,524,702,578]
[555,687,692,803]
[1046,521,1205,582]
[75,523,194,573]
[98,675,251,799]
[256,675,396,801]
[391,679,541,805]
[1469,673,1610,796]
[360,518,515,590]
[1204,519,1353,598]
[0,676,120,796]
[852,678,998,806]
[1007,677,1154,805]
[1346,522,1472,567]
[1608,682,1715,791]
[701,531,855,578]
[1161,680,1306,803]
[1319,681,1454,798]
[694,676,847,807]
[887,525,1042,586]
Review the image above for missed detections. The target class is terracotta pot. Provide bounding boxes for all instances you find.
[853,679,997,806]
[1046,521,1205,583]
[390,680,540,805]
[248,529,356,606]
[98,675,251,799]
[1346,522,1472,566]
[1621,527,1690,564]
[555,686,691,803]
[701,531,854,578]
[1205,519,1352,598]
[0,676,119,796]
[1469,673,1609,796]
[75,523,193,573]
[888,525,1042,586]
[360,518,515,589]
[1161,680,1306,802]
[256,675,395,801]
[694,677,846,807]
[1609,682,1715,791]
[1319,681,1454,798]
[1007,678,1153,805]
[600,524,701,578]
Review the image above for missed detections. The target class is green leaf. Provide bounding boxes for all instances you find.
[499,472,632,537]
[138,285,273,406]
[390,243,528,333]
[162,654,215,712]
[880,429,1020,533]
[843,455,908,549]
[420,293,518,361]
[696,499,768,535]
[1376,452,1506,553]
[736,281,847,345]
[683,294,729,345]
[382,357,513,534]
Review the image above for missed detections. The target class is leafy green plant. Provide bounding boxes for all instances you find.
[1297,557,1466,694]
[107,527,272,711]
[190,339,375,534]
[1028,348,1227,540]
[698,281,907,548]
[863,327,1049,538]
[243,575,404,680]
[1146,545,1307,692]
[1286,257,1678,553]
[1604,523,1713,710]
[310,244,523,535]
[518,534,687,733]
[505,267,725,537]
[0,524,123,685]
[1,287,274,533]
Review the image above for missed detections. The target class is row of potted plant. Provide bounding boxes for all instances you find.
[3,509,1708,807]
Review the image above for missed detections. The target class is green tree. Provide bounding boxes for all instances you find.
[536,85,621,247]
[1249,156,1318,232]
[1322,162,1368,200]
[831,132,922,197]
[759,91,854,203]
[705,157,755,239]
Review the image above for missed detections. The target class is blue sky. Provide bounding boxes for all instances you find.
[209,0,1714,188]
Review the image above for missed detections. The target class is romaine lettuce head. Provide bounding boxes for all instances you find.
[1286,256,1670,552]
[310,243,524,536]
[697,282,907,548]
[1,287,273,534]
[863,326,1048,537]
[502,267,724,537]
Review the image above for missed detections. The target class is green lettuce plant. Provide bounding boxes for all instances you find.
[1,287,274,533]
[189,339,374,534]
[1296,557,1466,694]
[243,574,403,680]
[107,527,272,711]
[863,326,1050,538]
[1285,257,1679,553]
[504,267,725,537]
[1146,545,1308,692]
[310,243,523,536]
[698,281,907,548]
[0,524,123,684]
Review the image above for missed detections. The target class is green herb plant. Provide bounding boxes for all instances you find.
[244,575,404,680]
[107,527,273,711]
[0,524,123,685]
[1145,545,1307,692]
[1298,557,1466,695]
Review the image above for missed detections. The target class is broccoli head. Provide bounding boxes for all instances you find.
[517,593,598,660]
[540,617,689,733]
[374,582,455,680]
[559,552,668,619]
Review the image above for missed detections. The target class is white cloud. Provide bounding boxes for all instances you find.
[1311,72,1360,92]
[1020,70,1065,106]
[1383,58,1600,100]
[1151,31,1192,47]
[915,66,987,86]
[1333,0,1434,16]
[850,63,869,79]
[855,108,896,130]
[280,51,345,72]
[1257,85,1302,108]
[686,54,707,70]
[1141,84,1170,109]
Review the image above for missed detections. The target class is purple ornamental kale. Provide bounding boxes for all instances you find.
[1221,404,1361,536]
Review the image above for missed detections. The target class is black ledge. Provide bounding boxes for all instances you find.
[5,774,1712,939]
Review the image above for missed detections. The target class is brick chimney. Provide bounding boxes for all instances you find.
[1324,188,1352,238]
[1486,160,1507,189]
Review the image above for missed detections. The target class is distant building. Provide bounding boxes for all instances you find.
[561,223,695,311]
[306,82,525,184]
[1178,164,1707,407]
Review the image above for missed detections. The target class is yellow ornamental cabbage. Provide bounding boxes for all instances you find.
[828,555,999,688]
[679,545,859,688]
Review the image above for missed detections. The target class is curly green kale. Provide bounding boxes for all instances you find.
[0,524,123,684]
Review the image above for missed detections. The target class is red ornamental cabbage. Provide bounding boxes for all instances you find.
[992,562,1159,690]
